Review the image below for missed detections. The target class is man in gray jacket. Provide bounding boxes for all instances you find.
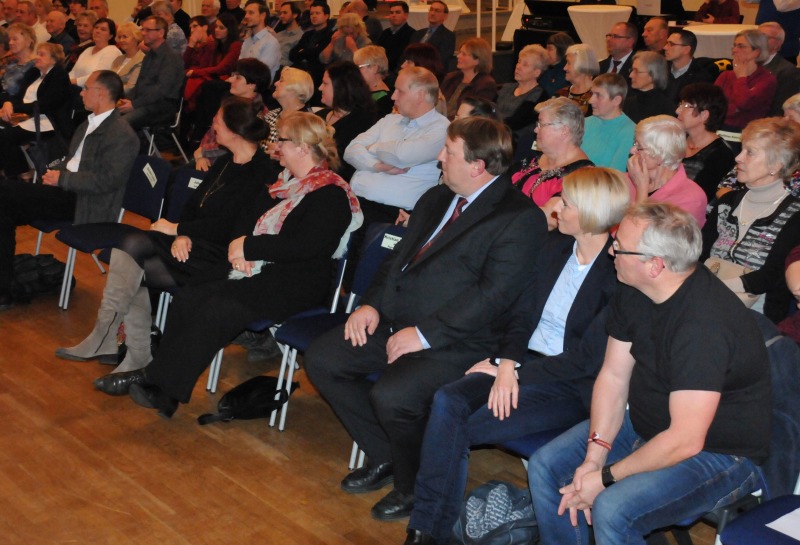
[0,70,138,310]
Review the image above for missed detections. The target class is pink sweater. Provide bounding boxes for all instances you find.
[628,164,708,227]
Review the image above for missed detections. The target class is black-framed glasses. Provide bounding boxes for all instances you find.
[611,238,649,257]
[665,40,687,47]
[605,33,628,40]
[276,137,292,143]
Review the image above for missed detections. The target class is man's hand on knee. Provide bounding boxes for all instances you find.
[345,305,380,347]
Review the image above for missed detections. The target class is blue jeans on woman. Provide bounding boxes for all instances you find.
[408,372,588,544]
[528,412,762,545]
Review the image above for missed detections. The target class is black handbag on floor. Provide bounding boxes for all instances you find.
[197,375,298,425]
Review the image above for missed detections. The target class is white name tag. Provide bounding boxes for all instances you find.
[188,177,203,189]
[382,233,402,250]
[143,163,158,188]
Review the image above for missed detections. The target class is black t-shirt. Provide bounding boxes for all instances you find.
[606,266,771,463]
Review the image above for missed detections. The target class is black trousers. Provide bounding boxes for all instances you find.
[0,125,35,177]
[0,178,75,292]
[305,323,476,493]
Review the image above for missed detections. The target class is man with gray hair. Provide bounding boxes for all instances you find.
[344,66,449,230]
[307,116,546,523]
[758,22,800,115]
[529,202,771,545]
[1,0,17,27]
[16,0,49,43]
[87,0,107,19]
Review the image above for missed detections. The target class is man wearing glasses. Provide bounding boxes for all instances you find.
[529,202,771,545]
[599,22,636,82]
[409,0,455,66]
[117,16,183,130]
[663,29,716,101]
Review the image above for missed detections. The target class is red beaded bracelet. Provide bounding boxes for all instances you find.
[588,431,612,451]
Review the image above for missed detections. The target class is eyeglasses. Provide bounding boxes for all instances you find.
[678,102,696,110]
[610,238,650,257]
[536,121,560,129]
[605,33,629,40]
[358,63,371,68]
[665,40,686,47]
[732,43,753,50]
[276,137,292,143]
[141,27,161,32]
[631,141,649,153]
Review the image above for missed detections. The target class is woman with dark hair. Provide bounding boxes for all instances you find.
[441,37,497,120]
[539,31,573,97]
[677,83,736,201]
[192,58,271,172]
[454,96,498,120]
[0,42,73,178]
[60,98,278,377]
[92,112,363,418]
[69,17,121,87]
[317,61,378,180]
[184,12,242,100]
[400,42,444,82]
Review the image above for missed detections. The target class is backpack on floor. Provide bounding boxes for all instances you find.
[10,253,72,303]
[197,375,298,425]
[453,480,539,545]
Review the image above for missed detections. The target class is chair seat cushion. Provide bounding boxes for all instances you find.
[720,495,800,545]
[273,312,349,351]
[497,427,571,460]
[55,223,143,253]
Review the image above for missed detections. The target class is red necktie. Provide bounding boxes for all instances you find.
[410,197,467,265]
[611,60,620,74]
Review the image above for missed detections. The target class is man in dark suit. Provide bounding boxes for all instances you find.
[306,117,547,523]
[664,29,717,103]
[0,71,138,310]
[598,21,636,83]
[408,0,455,68]
[759,22,800,115]
[378,1,415,73]
[289,0,333,86]
[171,0,191,38]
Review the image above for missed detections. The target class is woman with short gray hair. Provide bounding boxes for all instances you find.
[623,51,673,123]
[714,29,776,130]
[510,97,593,229]
[627,115,708,227]
[496,44,549,149]
[556,43,599,116]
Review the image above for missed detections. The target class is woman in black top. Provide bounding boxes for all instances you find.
[56,98,278,375]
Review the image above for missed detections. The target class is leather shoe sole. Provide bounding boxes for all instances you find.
[341,462,394,494]
[371,489,414,521]
[129,383,178,419]
[94,369,148,396]
[55,348,118,363]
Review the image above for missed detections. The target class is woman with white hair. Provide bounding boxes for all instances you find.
[556,43,598,116]
[623,51,674,123]
[782,92,800,124]
[496,43,549,146]
[510,97,593,228]
[627,115,708,226]
[714,29,777,131]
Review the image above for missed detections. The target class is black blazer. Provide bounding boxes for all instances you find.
[12,63,74,141]
[409,25,456,67]
[377,23,416,72]
[500,233,618,408]
[599,53,634,84]
[363,175,547,363]
[668,57,718,104]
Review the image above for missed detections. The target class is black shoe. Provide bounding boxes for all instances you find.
[94,369,148,396]
[371,489,415,521]
[341,462,394,494]
[129,383,178,419]
[404,529,438,545]
[0,291,13,312]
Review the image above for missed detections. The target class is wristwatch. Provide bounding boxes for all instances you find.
[601,464,617,488]
[490,357,521,369]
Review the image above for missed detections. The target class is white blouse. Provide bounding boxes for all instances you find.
[69,45,123,87]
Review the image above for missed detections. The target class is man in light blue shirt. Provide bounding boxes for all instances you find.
[240,1,281,79]
[344,66,449,226]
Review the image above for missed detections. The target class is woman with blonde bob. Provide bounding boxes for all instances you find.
[98,112,364,419]
[354,45,393,117]
[407,166,630,545]
[262,66,315,155]
[110,22,144,94]
[556,43,599,116]
[627,115,708,227]
[441,37,497,119]
[319,12,371,64]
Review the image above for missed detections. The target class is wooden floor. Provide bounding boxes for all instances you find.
[0,223,717,544]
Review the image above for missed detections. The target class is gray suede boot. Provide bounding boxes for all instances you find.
[55,250,144,362]
[111,286,153,374]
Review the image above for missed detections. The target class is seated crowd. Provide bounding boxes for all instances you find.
[1,1,800,544]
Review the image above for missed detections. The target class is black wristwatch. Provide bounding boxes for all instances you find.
[601,464,617,488]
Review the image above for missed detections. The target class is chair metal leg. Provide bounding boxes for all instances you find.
[356,449,365,469]
[277,347,299,431]
[34,230,43,255]
[171,132,189,163]
[207,348,223,392]
[269,343,291,427]
[155,292,171,332]
[90,253,106,274]
[348,441,360,469]
[59,248,76,310]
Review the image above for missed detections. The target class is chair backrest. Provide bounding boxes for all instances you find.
[123,155,171,222]
[165,167,205,222]
[751,311,800,499]
[348,223,407,309]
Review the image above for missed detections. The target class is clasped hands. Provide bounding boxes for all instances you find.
[228,235,254,276]
[557,460,606,527]
[344,305,422,363]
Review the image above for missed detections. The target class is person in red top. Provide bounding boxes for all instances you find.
[694,0,741,24]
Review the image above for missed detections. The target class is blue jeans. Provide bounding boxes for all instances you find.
[528,413,762,545]
[409,373,587,544]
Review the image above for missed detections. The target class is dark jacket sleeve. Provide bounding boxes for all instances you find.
[129,45,184,108]
[241,185,351,264]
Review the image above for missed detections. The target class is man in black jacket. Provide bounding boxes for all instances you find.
[408,0,455,67]
[378,1,415,73]
[288,0,332,86]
